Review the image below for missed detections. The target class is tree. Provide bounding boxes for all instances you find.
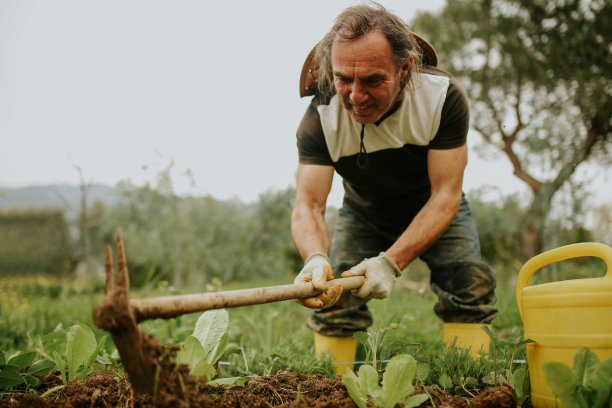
[412,0,611,259]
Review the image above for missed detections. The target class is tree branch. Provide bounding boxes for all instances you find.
[550,99,611,195]
[483,76,542,192]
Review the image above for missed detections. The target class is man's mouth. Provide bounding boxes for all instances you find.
[352,104,372,113]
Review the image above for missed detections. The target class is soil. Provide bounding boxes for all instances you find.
[0,335,520,408]
[0,370,520,408]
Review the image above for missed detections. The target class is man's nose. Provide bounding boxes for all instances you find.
[349,81,368,105]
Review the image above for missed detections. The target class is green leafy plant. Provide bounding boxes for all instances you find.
[543,347,612,408]
[0,351,55,393]
[353,322,393,371]
[342,354,429,408]
[177,309,230,382]
[39,324,108,385]
[481,325,532,404]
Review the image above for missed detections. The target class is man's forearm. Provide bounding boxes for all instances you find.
[291,203,330,260]
[386,190,461,270]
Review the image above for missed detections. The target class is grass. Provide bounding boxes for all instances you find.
[1,265,528,391]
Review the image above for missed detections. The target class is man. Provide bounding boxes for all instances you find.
[292,3,497,375]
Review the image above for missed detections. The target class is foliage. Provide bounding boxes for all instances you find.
[543,347,612,408]
[428,341,493,396]
[177,309,230,382]
[99,169,300,289]
[412,0,611,258]
[0,274,559,400]
[468,189,525,273]
[41,324,109,385]
[481,326,533,404]
[342,354,429,408]
[0,351,54,393]
[0,210,72,276]
[353,323,390,372]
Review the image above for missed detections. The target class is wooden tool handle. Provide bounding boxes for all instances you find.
[130,276,365,322]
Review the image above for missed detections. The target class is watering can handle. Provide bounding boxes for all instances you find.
[515,242,612,320]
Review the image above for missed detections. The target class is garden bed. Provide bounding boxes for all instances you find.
[0,369,519,408]
[0,326,523,408]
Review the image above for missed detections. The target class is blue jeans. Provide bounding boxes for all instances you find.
[306,194,498,337]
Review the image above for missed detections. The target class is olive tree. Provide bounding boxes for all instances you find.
[412,0,610,259]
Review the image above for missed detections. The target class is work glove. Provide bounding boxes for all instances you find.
[341,252,401,299]
[294,252,342,309]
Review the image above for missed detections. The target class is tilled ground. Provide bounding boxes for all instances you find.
[0,370,519,408]
[0,334,520,408]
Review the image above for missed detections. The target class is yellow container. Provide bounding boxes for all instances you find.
[515,242,612,408]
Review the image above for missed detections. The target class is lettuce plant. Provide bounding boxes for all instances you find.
[543,347,612,408]
[177,309,229,382]
[342,354,428,408]
[0,351,54,392]
[39,324,108,385]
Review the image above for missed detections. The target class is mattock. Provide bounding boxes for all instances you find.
[93,229,364,394]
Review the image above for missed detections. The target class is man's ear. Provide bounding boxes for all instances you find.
[399,56,413,83]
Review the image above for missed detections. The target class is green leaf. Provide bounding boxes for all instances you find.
[192,310,229,365]
[481,375,495,386]
[0,352,5,365]
[543,361,579,408]
[509,367,529,403]
[353,332,369,344]
[415,361,430,380]
[190,361,215,380]
[178,335,205,369]
[342,368,368,408]
[573,347,599,388]
[465,376,478,387]
[95,355,112,365]
[27,360,56,376]
[591,358,612,408]
[439,373,453,389]
[23,373,41,388]
[85,334,107,374]
[66,325,97,382]
[0,366,25,388]
[403,393,430,408]
[7,352,36,370]
[480,326,519,348]
[52,351,66,384]
[42,330,67,343]
[370,387,385,406]
[357,364,379,397]
[207,332,229,366]
[382,354,417,408]
[208,376,250,386]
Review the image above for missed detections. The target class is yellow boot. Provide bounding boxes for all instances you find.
[313,332,356,376]
[443,323,491,357]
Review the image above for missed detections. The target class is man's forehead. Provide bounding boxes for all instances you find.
[331,31,395,71]
[331,30,392,58]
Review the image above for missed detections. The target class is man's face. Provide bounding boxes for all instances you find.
[331,30,411,124]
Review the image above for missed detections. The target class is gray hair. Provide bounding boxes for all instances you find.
[315,1,423,99]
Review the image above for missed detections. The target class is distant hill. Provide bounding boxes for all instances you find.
[0,184,119,218]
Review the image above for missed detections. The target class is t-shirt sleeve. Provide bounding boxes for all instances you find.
[296,98,334,165]
[429,76,469,149]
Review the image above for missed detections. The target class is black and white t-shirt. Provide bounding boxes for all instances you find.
[296,66,469,234]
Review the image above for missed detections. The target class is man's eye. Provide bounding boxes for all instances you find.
[365,79,383,86]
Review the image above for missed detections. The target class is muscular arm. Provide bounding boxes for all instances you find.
[386,144,468,270]
[291,164,335,260]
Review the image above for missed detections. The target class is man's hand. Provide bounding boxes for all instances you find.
[294,252,342,309]
[341,252,401,299]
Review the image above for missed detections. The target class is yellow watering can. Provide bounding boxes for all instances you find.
[516,242,612,408]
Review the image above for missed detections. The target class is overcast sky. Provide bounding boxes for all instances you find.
[0,0,609,209]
